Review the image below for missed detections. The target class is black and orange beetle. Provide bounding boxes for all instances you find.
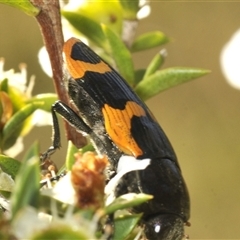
[41,37,190,240]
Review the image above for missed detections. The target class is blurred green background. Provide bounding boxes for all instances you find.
[1,2,240,239]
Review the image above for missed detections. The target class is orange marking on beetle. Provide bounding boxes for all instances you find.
[102,101,146,157]
[63,38,111,79]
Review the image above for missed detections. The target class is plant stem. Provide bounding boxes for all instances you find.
[30,0,87,148]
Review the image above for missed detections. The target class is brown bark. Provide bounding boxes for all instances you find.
[30,0,86,148]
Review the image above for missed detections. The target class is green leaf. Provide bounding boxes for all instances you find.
[0,189,11,199]
[0,93,3,122]
[2,102,44,145]
[0,155,19,197]
[0,155,21,179]
[131,31,169,52]
[32,225,89,240]
[135,67,210,101]
[1,0,40,16]
[0,81,10,123]
[80,143,95,154]
[62,11,107,49]
[103,25,135,86]
[119,0,139,19]
[105,193,152,215]
[134,69,146,85]
[28,93,57,112]
[8,87,26,112]
[0,78,9,92]
[113,214,141,240]
[65,141,79,171]
[143,50,166,80]
[10,154,40,219]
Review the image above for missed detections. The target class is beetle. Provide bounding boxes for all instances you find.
[41,37,190,239]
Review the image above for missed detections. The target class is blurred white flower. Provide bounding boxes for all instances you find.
[0,58,34,95]
[0,59,52,157]
[0,194,10,212]
[41,172,75,205]
[138,0,151,19]
[38,20,85,78]
[12,207,51,239]
[61,0,86,10]
[38,47,52,78]
[0,167,15,192]
[39,0,150,77]
[0,58,52,126]
[0,59,32,156]
[32,109,53,126]
[220,29,240,89]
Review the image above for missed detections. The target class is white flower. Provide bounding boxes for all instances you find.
[12,207,51,239]
[220,29,240,90]
[38,47,52,78]
[61,0,86,10]
[138,0,151,19]
[0,58,34,95]
[41,172,76,205]
[0,58,52,157]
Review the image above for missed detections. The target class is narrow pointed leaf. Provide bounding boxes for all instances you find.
[28,93,57,112]
[65,141,79,171]
[1,0,40,16]
[62,11,107,49]
[134,69,146,85]
[2,102,43,143]
[103,25,135,85]
[105,193,152,215]
[113,214,141,240]
[131,31,169,52]
[8,87,26,111]
[0,78,9,92]
[11,155,40,219]
[0,155,21,179]
[135,67,210,101]
[0,91,13,126]
[143,50,166,80]
[80,143,95,154]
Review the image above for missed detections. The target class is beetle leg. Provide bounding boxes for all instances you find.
[41,100,122,167]
[40,100,91,162]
